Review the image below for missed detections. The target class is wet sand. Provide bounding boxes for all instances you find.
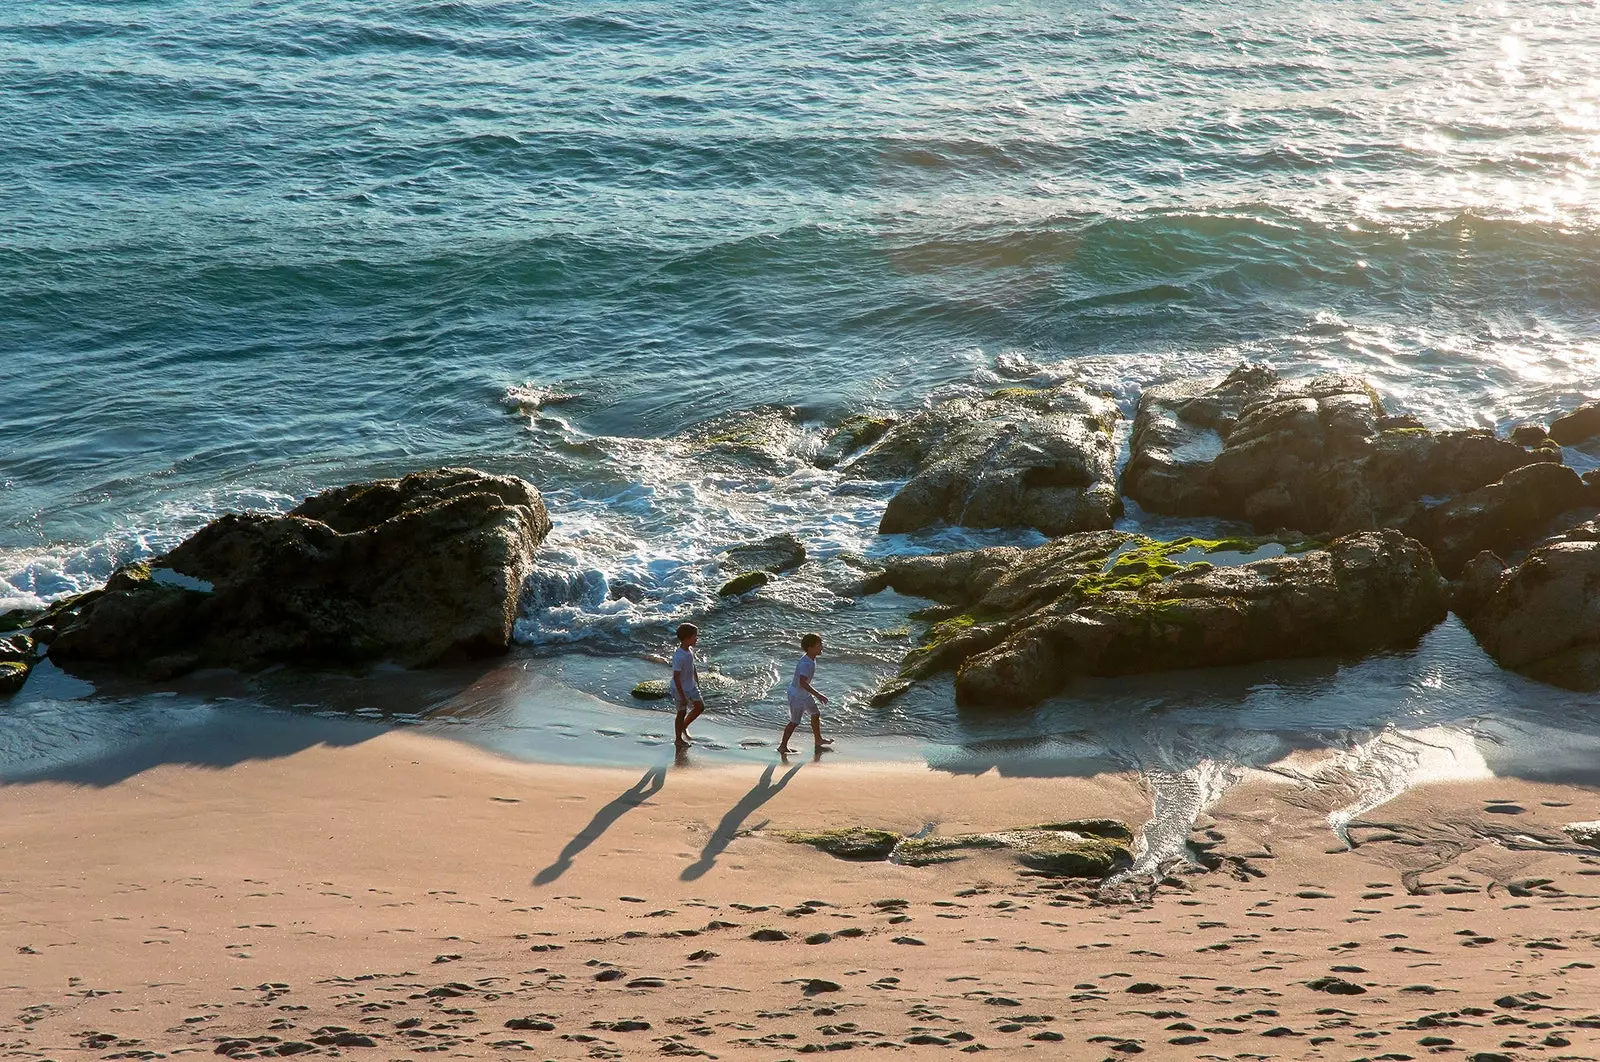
[3,726,1599,1061]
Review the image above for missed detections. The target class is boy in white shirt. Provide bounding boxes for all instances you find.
[779,632,832,754]
[673,623,705,747]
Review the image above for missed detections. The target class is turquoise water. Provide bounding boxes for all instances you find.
[4,1,1600,785]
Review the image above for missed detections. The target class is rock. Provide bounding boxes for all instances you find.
[895,825,1132,878]
[719,533,806,575]
[0,660,30,695]
[1562,822,1600,849]
[779,827,904,861]
[1457,538,1600,691]
[1124,366,1547,535]
[717,571,771,597]
[0,607,40,634]
[870,529,1447,709]
[1305,976,1366,995]
[0,632,35,663]
[1549,402,1600,446]
[1405,463,1593,576]
[845,385,1121,537]
[48,468,551,678]
[815,414,896,469]
[631,680,671,700]
[1508,422,1549,447]
[680,407,808,474]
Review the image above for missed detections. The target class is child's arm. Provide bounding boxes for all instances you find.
[798,675,828,704]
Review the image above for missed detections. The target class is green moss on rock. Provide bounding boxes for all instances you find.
[0,659,31,695]
[631,679,671,700]
[0,608,41,634]
[781,827,904,861]
[718,571,772,597]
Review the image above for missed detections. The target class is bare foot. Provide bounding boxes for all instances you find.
[777,746,796,755]
[676,735,693,747]
[814,744,832,753]
[817,737,834,745]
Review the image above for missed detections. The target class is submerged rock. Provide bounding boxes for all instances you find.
[679,406,809,474]
[46,468,551,678]
[1124,366,1551,540]
[717,570,772,597]
[868,529,1447,709]
[1456,538,1600,692]
[845,385,1121,537]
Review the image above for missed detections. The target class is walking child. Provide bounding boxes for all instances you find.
[779,632,832,754]
[672,622,705,747]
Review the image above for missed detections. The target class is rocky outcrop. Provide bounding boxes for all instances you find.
[1549,402,1600,447]
[1404,463,1593,576]
[714,533,808,597]
[814,414,896,470]
[866,529,1448,709]
[845,385,1121,536]
[1124,366,1552,540]
[1456,539,1600,692]
[44,468,551,678]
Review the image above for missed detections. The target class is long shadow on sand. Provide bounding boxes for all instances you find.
[533,764,668,885]
[680,762,803,882]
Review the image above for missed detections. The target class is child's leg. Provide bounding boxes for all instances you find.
[811,713,828,749]
[675,708,687,743]
[778,720,799,753]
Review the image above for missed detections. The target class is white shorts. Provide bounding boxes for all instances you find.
[787,693,820,725]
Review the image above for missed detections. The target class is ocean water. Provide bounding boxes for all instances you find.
[4,0,1600,810]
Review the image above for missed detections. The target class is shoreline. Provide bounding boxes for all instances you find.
[4,726,1599,1060]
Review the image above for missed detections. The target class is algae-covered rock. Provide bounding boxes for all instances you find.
[1456,538,1600,691]
[718,571,772,597]
[0,659,29,695]
[781,827,904,861]
[47,468,552,678]
[631,679,671,700]
[680,407,809,475]
[870,529,1446,708]
[0,607,40,634]
[1124,365,1552,538]
[799,822,1135,878]
[815,414,896,470]
[844,384,1121,537]
[1564,822,1600,850]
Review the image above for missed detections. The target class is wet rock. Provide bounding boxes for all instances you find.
[1456,538,1600,691]
[869,529,1447,709]
[1124,366,1547,536]
[815,414,896,470]
[780,827,903,861]
[631,680,671,701]
[1562,822,1600,849]
[845,385,1120,537]
[0,660,30,695]
[1508,422,1549,447]
[48,468,551,678]
[717,571,772,597]
[719,533,806,575]
[680,406,808,475]
[895,824,1131,878]
[0,607,40,634]
[1405,463,1593,576]
[1549,402,1600,446]
[0,632,40,696]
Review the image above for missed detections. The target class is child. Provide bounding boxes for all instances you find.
[672,622,705,747]
[780,632,832,754]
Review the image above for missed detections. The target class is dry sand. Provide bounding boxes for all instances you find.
[3,724,1599,1061]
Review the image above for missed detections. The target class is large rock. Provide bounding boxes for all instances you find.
[1405,463,1593,576]
[867,529,1448,709]
[846,385,1121,536]
[46,468,551,677]
[1456,539,1600,691]
[1549,402,1600,446]
[1124,366,1551,538]
[0,632,37,695]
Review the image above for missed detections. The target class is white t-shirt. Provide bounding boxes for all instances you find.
[672,646,700,704]
[787,654,816,700]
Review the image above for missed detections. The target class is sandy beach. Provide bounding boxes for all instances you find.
[3,722,1599,1062]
